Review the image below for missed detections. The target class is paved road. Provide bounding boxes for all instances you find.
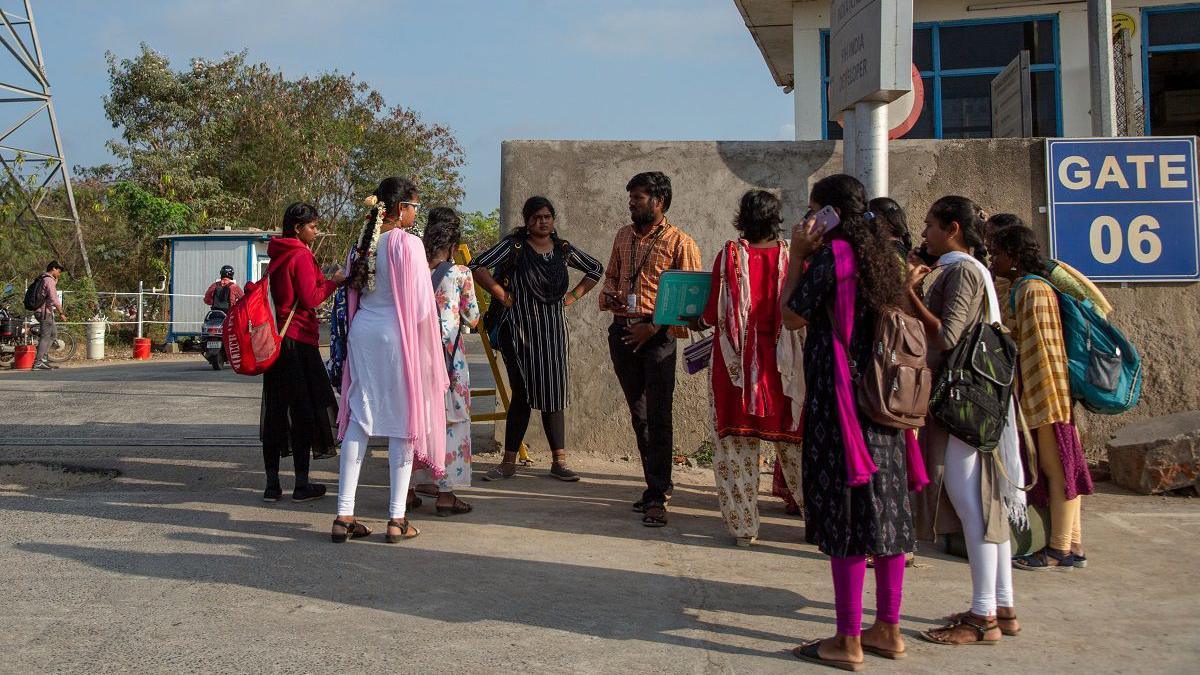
[0,358,1198,673]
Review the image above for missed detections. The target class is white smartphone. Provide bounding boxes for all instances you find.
[811,205,840,233]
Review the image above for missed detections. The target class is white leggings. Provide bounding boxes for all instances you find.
[336,420,414,519]
[944,435,1015,616]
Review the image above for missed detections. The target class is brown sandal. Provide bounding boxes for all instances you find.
[385,518,420,543]
[436,496,473,517]
[331,518,372,543]
[919,614,1000,646]
[944,610,1020,636]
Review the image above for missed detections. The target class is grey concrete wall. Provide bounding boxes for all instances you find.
[497,139,1198,460]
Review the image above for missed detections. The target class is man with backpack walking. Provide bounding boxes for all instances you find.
[26,261,66,371]
[203,265,244,312]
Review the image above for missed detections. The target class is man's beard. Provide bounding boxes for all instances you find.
[631,208,656,228]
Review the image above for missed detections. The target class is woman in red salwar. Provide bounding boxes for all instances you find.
[691,190,805,547]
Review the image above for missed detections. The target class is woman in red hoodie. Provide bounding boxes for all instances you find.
[261,202,345,502]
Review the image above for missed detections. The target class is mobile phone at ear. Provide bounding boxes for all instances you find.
[812,205,840,233]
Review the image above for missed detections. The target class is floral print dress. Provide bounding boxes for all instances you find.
[415,264,480,489]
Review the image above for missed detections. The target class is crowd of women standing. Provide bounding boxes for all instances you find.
[258,171,1100,671]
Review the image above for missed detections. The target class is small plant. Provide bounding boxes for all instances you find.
[691,440,715,468]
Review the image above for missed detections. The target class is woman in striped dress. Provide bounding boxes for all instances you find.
[470,196,604,482]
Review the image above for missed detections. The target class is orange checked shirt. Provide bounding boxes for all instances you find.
[601,219,702,338]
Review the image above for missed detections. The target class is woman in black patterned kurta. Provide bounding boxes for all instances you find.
[781,174,914,671]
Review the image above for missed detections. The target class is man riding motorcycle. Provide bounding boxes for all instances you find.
[204,265,244,311]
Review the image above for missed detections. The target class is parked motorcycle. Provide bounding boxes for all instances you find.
[202,309,226,370]
[0,306,76,364]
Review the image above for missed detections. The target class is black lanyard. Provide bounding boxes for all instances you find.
[626,223,667,290]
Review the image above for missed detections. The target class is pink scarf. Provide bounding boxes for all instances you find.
[830,239,929,492]
[337,229,449,479]
[829,239,877,487]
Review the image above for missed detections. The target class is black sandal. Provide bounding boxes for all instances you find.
[642,505,668,528]
[792,640,864,672]
[331,518,372,543]
[385,518,420,543]
[436,496,473,517]
[406,492,423,511]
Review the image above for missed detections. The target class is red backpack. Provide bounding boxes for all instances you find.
[223,255,298,376]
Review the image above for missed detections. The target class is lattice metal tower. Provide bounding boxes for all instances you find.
[1,0,90,276]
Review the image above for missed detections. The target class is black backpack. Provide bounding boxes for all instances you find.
[928,321,1018,452]
[23,274,49,311]
[210,283,232,312]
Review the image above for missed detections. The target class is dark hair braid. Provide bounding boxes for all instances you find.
[423,207,462,261]
[810,174,902,312]
[867,197,913,251]
[349,176,418,291]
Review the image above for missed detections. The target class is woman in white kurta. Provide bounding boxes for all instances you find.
[331,177,449,545]
[414,208,481,515]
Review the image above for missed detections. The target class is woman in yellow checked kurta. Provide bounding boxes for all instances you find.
[989,225,1093,571]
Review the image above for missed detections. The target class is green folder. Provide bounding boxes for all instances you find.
[652,271,712,326]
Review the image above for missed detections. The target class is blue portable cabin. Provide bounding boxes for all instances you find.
[158,229,277,343]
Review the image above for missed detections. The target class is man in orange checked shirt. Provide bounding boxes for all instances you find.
[600,171,701,529]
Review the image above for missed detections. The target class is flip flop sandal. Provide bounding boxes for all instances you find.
[331,518,372,543]
[918,615,1000,646]
[792,641,864,672]
[436,497,473,517]
[1014,547,1076,571]
[385,518,420,543]
[642,505,668,528]
[414,485,440,498]
[406,493,423,511]
[862,644,907,660]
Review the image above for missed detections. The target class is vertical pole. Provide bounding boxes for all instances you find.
[855,100,889,199]
[1088,0,1117,136]
[137,280,143,339]
[842,109,857,176]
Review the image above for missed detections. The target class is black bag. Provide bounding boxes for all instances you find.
[210,283,232,312]
[481,239,522,349]
[430,261,461,370]
[23,274,49,312]
[928,321,1018,452]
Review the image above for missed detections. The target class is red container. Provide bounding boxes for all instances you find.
[133,337,151,360]
[13,344,36,370]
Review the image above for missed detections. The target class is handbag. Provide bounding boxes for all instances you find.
[683,331,714,374]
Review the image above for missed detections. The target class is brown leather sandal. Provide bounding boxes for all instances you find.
[944,610,1020,636]
[385,518,420,543]
[918,614,1000,646]
[331,518,372,543]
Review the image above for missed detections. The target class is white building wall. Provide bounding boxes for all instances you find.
[788,0,1190,140]
[170,238,252,336]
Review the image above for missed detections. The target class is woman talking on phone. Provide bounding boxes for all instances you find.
[781,174,918,671]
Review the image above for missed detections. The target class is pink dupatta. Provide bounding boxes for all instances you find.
[829,239,928,492]
[337,229,449,479]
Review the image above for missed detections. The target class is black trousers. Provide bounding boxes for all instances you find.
[501,341,566,452]
[608,322,677,506]
[260,338,338,487]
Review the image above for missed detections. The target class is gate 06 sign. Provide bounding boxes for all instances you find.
[1046,137,1200,283]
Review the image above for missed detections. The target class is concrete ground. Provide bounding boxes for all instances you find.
[1,356,1198,674]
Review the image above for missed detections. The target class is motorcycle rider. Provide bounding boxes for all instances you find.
[204,265,244,312]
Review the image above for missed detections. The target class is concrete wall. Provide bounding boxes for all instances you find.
[498,138,1199,460]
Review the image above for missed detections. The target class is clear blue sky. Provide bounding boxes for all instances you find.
[30,0,792,213]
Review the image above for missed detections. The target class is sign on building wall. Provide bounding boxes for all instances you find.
[1046,137,1200,282]
[827,0,913,118]
[991,51,1032,138]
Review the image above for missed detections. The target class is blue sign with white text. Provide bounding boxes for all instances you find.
[1046,137,1199,282]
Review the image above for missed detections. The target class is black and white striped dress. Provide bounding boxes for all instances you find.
[471,235,604,412]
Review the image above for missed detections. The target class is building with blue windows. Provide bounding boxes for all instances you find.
[734,1,1199,140]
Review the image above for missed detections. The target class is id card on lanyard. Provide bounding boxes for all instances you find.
[626,224,667,313]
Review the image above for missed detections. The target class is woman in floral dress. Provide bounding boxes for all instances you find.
[414,208,481,516]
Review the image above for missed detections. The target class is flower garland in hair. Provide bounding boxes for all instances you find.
[361,194,385,292]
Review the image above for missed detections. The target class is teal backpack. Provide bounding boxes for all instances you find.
[1010,275,1141,415]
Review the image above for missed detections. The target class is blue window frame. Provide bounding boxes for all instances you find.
[820,15,1062,140]
[1142,4,1200,136]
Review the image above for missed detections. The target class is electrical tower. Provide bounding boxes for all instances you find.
[1,0,90,277]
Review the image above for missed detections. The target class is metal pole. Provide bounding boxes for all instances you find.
[855,100,888,199]
[137,280,143,339]
[1087,0,1117,136]
[842,109,857,176]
